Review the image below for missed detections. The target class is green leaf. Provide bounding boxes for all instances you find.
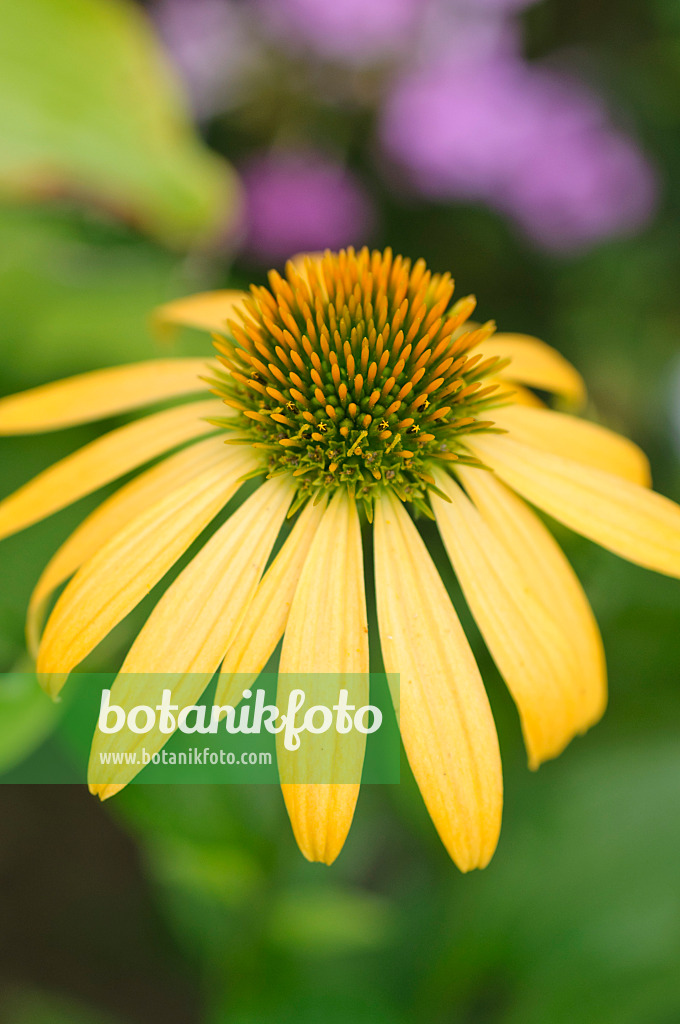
[0,205,185,384]
[0,672,60,774]
[268,884,394,954]
[146,835,262,909]
[0,0,240,246]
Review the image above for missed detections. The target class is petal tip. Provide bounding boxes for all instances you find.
[89,782,126,801]
[37,669,68,699]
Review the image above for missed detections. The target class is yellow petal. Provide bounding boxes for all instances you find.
[88,475,293,794]
[91,782,125,798]
[279,490,369,866]
[373,490,502,870]
[0,399,222,543]
[432,470,593,767]
[482,333,585,407]
[457,465,606,738]
[26,435,231,656]
[37,444,258,691]
[153,290,246,335]
[0,360,214,435]
[118,474,293,674]
[491,380,546,408]
[216,496,328,703]
[88,666,224,795]
[91,784,126,801]
[469,433,680,578]
[493,405,651,486]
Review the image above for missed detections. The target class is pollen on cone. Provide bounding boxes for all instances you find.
[210,247,505,519]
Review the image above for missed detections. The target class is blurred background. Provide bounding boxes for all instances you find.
[1,0,680,1021]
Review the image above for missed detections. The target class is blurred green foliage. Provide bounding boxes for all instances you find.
[0,672,59,776]
[0,0,239,246]
[1,0,680,1023]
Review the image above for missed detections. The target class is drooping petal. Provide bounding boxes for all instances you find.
[114,474,293,675]
[457,465,606,736]
[481,333,585,407]
[0,399,222,542]
[37,444,259,692]
[491,381,545,408]
[0,359,214,434]
[88,474,294,795]
[279,490,369,866]
[373,490,502,871]
[216,496,328,704]
[469,434,680,579]
[26,435,231,655]
[493,405,651,486]
[432,470,591,768]
[153,290,246,335]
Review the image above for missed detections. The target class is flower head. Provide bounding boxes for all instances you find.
[213,249,500,517]
[2,248,680,869]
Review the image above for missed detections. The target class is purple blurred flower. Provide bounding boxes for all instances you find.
[381,60,551,200]
[468,0,537,9]
[240,151,375,264]
[255,0,422,64]
[417,0,536,65]
[154,0,255,118]
[502,126,657,250]
[255,0,537,65]
[380,57,658,251]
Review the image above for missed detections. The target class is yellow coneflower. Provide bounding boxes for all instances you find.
[2,247,680,870]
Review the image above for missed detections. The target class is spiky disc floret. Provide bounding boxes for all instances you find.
[210,248,508,517]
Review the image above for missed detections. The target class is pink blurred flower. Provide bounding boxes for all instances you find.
[154,0,255,117]
[255,0,422,64]
[502,125,657,250]
[240,151,375,264]
[470,0,537,9]
[380,57,658,251]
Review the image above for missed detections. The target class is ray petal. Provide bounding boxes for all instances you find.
[432,470,592,767]
[493,405,651,486]
[37,444,259,692]
[469,434,680,579]
[279,490,369,866]
[457,465,607,740]
[374,490,502,870]
[0,399,223,542]
[153,290,246,335]
[216,496,328,703]
[26,435,232,655]
[482,333,585,407]
[490,381,546,408]
[0,360,215,434]
[88,474,294,794]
